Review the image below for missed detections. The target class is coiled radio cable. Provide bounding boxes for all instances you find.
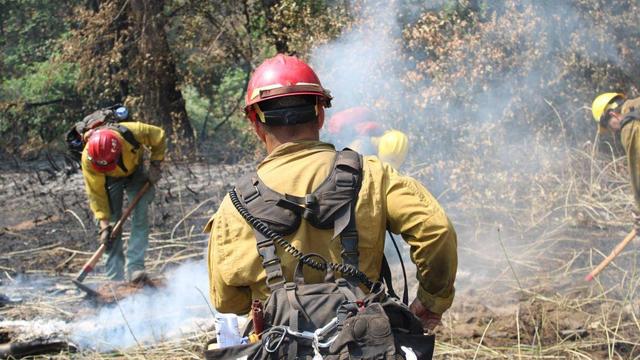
[229,188,373,289]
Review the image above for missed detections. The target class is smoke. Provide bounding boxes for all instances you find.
[0,262,213,350]
[70,260,214,351]
[310,0,629,292]
[313,1,405,149]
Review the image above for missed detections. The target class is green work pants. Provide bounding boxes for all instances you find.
[103,166,155,281]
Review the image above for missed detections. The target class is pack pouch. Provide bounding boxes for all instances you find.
[204,256,435,360]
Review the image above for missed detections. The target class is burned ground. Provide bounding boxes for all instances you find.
[0,155,247,275]
[0,152,639,359]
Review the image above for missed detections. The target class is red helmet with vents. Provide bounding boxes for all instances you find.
[245,54,332,122]
[86,128,121,172]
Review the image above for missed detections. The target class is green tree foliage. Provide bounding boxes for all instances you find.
[0,0,81,154]
[1,0,349,158]
[0,0,77,77]
[4,0,638,166]
[167,0,349,159]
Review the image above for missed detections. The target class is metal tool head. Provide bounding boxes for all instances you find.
[71,279,99,298]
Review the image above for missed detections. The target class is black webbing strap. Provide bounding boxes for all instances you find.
[285,282,312,323]
[620,110,640,130]
[116,154,128,173]
[107,124,141,150]
[380,255,399,300]
[334,150,362,286]
[286,282,301,360]
[335,278,358,302]
[239,176,287,291]
[255,231,286,291]
[386,229,409,305]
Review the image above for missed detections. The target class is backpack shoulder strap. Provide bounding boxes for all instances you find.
[236,175,286,291]
[232,149,365,289]
[621,109,640,130]
[332,149,363,285]
[106,124,141,150]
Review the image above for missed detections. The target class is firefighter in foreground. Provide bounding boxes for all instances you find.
[592,93,640,212]
[327,106,410,169]
[81,120,166,281]
[206,53,457,341]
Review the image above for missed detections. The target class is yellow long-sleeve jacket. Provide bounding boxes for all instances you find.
[620,97,640,210]
[81,122,166,221]
[206,141,457,316]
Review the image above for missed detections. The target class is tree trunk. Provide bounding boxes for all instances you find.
[129,0,194,156]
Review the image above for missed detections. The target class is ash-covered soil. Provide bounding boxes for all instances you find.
[0,154,639,359]
[0,155,252,277]
[0,155,253,357]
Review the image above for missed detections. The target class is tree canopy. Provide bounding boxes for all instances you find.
[1,0,638,164]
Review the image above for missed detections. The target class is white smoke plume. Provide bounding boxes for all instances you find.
[309,0,627,293]
[313,1,405,149]
[0,262,213,350]
[70,260,213,351]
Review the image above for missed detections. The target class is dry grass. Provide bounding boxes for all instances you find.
[422,132,640,359]
[2,135,640,359]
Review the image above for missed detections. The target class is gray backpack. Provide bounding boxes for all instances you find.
[205,149,435,359]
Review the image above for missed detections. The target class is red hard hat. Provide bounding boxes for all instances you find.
[327,107,382,136]
[86,128,121,172]
[355,121,383,136]
[245,54,332,121]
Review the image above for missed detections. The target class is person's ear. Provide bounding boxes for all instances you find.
[317,106,325,130]
[613,111,624,121]
[252,119,267,143]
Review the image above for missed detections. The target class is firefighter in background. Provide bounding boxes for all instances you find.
[327,107,410,169]
[206,54,457,331]
[593,92,640,223]
[82,121,166,282]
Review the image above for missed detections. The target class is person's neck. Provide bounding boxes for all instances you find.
[265,134,319,154]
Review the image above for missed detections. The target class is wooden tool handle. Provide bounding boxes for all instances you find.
[585,228,637,281]
[75,244,106,282]
[75,182,151,282]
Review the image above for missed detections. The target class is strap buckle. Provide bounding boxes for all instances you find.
[244,187,261,203]
[265,272,285,289]
[341,250,360,258]
[335,173,355,188]
[262,257,280,267]
[258,245,279,264]
[341,230,358,239]
[284,282,297,291]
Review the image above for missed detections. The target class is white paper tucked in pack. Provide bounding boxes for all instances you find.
[215,313,243,348]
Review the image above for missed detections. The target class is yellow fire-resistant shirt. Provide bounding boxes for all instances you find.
[81,122,166,221]
[206,141,457,315]
[620,97,640,210]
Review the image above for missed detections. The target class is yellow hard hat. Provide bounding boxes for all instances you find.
[592,92,624,133]
[375,130,409,169]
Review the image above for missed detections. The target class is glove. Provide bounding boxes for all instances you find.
[409,297,442,332]
[147,160,163,184]
[99,224,114,250]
